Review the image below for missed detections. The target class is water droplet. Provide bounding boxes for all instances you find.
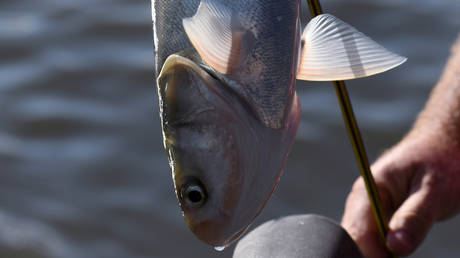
[214,246,226,252]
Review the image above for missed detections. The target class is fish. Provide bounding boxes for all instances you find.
[151,0,405,248]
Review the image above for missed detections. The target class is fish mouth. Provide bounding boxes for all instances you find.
[157,50,235,122]
[158,49,258,121]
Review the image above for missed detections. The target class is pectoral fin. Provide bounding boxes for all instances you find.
[297,14,406,81]
[183,0,241,74]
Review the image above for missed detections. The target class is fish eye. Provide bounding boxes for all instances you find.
[180,178,207,208]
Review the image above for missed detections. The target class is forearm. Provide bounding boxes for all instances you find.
[412,34,460,148]
[407,34,460,216]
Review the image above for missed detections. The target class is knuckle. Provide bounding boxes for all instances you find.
[351,177,366,193]
[404,209,434,230]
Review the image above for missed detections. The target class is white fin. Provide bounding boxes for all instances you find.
[183,0,241,74]
[297,14,406,81]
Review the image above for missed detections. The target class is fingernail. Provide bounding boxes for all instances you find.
[387,231,413,254]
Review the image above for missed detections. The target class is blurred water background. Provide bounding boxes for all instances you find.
[0,0,459,257]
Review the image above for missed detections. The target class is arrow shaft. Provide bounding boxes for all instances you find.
[305,1,395,257]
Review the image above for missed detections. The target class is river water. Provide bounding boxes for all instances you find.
[0,0,459,257]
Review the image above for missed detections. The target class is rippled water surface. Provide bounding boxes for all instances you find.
[0,0,459,257]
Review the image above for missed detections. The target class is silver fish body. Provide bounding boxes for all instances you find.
[153,0,301,246]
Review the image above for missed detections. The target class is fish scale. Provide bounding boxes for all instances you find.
[224,0,300,129]
[154,0,301,129]
[153,0,200,74]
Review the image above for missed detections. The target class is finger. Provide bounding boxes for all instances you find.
[386,182,436,256]
[341,179,392,258]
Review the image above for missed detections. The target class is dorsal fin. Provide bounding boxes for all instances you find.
[297,14,406,81]
[183,0,242,74]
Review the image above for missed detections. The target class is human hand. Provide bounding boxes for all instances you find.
[342,33,460,258]
[341,128,460,257]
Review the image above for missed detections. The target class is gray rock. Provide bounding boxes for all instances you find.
[233,214,363,258]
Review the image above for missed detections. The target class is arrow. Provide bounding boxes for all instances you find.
[305,1,396,257]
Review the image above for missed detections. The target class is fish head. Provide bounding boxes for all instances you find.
[157,50,300,247]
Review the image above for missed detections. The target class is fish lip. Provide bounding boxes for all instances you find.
[158,53,211,86]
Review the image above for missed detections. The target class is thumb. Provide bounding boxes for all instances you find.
[386,185,436,256]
